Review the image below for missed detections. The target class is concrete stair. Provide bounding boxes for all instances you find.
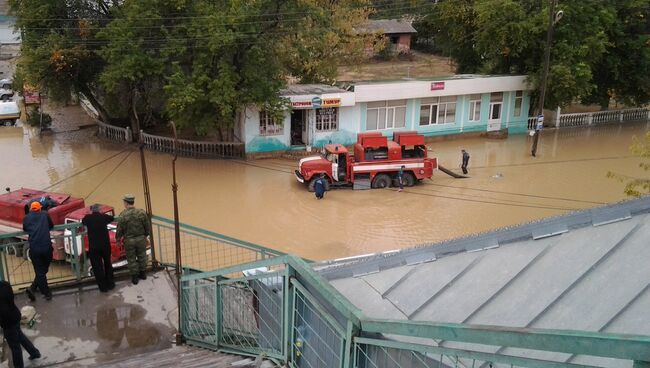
[51,346,248,368]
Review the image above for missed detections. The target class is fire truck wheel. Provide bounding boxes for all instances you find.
[403,172,416,187]
[371,174,391,189]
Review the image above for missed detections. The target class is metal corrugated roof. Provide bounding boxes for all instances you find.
[281,84,348,96]
[319,197,650,367]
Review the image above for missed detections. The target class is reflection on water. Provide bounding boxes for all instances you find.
[95,304,162,350]
[1,122,649,260]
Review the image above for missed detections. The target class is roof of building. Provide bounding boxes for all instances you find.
[349,74,527,86]
[316,196,650,367]
[281,84,349,96]
[361,19,417,35]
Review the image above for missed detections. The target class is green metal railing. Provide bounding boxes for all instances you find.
[180,255,650,368]
[150,215,285,271]
[0,223,89,287]
[0,214,286,288]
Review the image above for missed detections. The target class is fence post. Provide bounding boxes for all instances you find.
[215,278,222,347]
[284,265,296,362]
[0,249,6,282]
[620,111,624,123]
[555,106,561,128]
[126,126,132,142]
[70,226,82,281]
[588,113,593,125]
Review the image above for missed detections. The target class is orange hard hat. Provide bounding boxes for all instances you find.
[30,201,42,211]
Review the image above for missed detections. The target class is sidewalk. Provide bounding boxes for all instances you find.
[2,271,178,367]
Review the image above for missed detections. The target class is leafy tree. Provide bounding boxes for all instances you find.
[608,132,650,197]
[96,0,168,136]
[12,0,372,140]
[417,0,650,110]
[10,0,111,121]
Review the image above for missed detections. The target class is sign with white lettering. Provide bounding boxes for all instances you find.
[430,82,445,91]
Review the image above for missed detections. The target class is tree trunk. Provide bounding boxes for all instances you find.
[130,91,141,142]
[77,84,110,123]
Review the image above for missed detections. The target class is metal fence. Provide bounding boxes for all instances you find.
[141,131,245,159]
[0,224,89,288]
[150,215,283,272]
[97,121,132,143]
[180,255,650,368]
[0,214,284,290]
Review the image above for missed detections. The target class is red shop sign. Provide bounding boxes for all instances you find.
[430,82,445,91]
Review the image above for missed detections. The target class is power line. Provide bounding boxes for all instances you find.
[41,149,132,191]
[84,150,133,200]
[10,0,430,22]
[422,182,604,205]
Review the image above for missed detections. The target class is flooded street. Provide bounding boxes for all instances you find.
[1,121,648,261]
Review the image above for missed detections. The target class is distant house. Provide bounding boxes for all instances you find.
[362,19,417,54]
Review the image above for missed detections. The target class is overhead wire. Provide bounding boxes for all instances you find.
[40,149,132,191]
[421,182,606,205]
[8,0,431,22]
[84,150,133,200]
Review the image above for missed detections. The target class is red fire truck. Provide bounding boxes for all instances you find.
[295,131,438,190]
[0,188,135,270]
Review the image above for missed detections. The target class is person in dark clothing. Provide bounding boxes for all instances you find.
[461,149,470,175]
[0,281,41,367]
[22,201,54,301]
[397,166,405,192]
[82,204,115,292]
[314,174,326,199]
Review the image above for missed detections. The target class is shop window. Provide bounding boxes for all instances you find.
[259,110,283,136]
[366,100,406,130]
[420,96,456,125]
[514,91,523,117]
[316,108,339,132]
[468,94,482,122]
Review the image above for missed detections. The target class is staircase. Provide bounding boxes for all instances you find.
[52,346,248,368]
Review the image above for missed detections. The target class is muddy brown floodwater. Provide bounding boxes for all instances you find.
[1,121,648,261]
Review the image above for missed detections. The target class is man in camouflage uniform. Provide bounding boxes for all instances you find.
[116,194,149,285]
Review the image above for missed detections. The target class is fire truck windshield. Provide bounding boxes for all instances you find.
[326,153,338,163]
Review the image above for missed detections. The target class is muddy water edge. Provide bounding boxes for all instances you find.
[1,121,648,261]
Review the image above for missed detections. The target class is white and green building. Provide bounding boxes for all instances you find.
[241,75,532,154]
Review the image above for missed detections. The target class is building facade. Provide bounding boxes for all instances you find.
[242,75,532,154]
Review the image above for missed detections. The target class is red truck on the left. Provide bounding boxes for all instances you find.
[0,188,125,268]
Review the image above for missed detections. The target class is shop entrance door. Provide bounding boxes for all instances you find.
[291,110,307,145]
[487,93,503,132]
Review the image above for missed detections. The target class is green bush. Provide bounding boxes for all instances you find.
[26,106,52,129]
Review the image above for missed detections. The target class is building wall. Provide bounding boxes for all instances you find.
[397,34,411,51]
[244,105,291,153]
[243,77,533,153]
[311,105,360,148]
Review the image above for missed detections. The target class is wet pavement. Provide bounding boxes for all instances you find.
[1,271,178,367]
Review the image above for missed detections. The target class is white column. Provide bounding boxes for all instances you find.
[555,106,561,128]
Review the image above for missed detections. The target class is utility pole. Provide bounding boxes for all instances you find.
[532,0,562,157]
[171,122,184,345]
[139,137,157,268]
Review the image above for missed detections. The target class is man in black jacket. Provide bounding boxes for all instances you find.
[22,201,54,301]
[0,281,41,367]
[82,204,115,292]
